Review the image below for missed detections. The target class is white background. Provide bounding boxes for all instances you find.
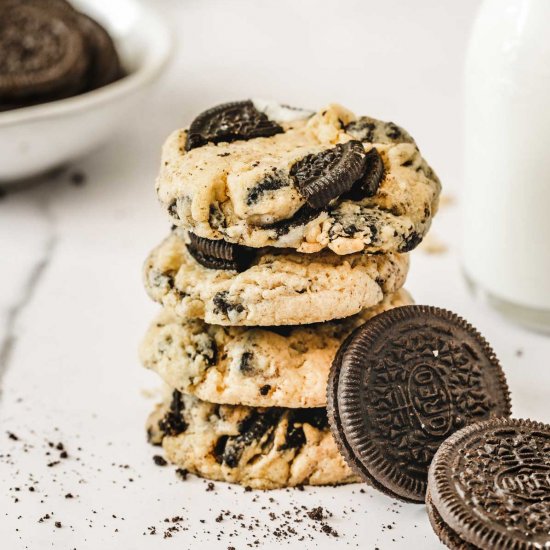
[1,1,549,549]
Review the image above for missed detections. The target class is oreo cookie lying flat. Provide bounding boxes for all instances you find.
[427,418,550,550]
[187,232,255,272]
[0,2,88,100]
[290,140,367,209]
[185,101,284,151]
[327,305,511,503]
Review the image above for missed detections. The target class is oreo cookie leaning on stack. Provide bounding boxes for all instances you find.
[0,0,122,112]
[140,100,441,489]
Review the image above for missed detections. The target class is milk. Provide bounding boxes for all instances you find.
[463,0,550,331]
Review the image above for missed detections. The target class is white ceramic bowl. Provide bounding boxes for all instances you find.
[0,0,172,183]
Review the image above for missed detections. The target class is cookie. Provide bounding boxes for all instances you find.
[327,306,512,503]
[75,12,122,90]
[156,102,440,255]
[147,391,359,489]
[427,418,550,550]
[140,290,413,408]
[186,232,255,272]
[0,0,121,110]
[0,2,88,101]
[425,491,474,550]
[143,229,409,326]
[185,100,285,151]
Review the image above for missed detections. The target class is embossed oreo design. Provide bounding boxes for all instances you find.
[185,100,284,151]
[327,305,511,503]
[428,418,550,550]
[496,465,550,501]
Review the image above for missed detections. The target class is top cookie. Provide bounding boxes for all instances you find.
[156,101,441,255]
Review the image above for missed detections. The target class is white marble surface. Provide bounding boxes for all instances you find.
[1,1,549,549]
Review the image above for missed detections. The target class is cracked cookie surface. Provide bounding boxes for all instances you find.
[156,102,440,255]
[147,391,358,489]
[143,229,409,326]
[140,290,413,408]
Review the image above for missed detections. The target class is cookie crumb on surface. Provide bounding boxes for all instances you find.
[153,455,167,466]
[418,233,448,255]
[70,171,87,186]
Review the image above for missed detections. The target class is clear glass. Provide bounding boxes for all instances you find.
[462,0,550,331]
[464,272,550,334]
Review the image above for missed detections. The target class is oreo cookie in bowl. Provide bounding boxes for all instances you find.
[0,0,172,182]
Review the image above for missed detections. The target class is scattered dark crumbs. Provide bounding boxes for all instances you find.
[153,455,167,466]
[307,506,326,521]
[175,468,188,480]
[70,171,87,186]
[3,416,386,546]
[7,432,19,441]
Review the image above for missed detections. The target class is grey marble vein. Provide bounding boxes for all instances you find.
[0,232,57,398]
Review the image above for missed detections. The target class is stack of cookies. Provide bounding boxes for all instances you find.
[140,101,441,489]
[0,0,122,112]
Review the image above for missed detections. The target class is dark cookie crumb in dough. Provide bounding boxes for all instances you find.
[213,291,245,318]
[158,391,188,437]
[247,171,290,205]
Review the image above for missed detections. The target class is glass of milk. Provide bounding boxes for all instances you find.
[463,0,550,333]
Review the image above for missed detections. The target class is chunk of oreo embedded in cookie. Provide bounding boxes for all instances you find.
[186,232,255,272]
[427,418,550,550]
[185,100,285,151]
[327,305,511,503]
[344,147,385,200]
[290,140,367,209]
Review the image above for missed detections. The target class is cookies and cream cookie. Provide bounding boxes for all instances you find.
[140,290,413,408]
[147,391,358,489]
[156,101,440,255]
[143,229,409,326]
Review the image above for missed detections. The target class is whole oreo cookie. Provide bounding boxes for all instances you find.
[0,2,88,100]
[0,0,122,110]
[187,232,255,272]
[290,140,367,209]
[427,418,550,550]
[185,100,284,151]
[327,305,511,503]
[76,12,122,90]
